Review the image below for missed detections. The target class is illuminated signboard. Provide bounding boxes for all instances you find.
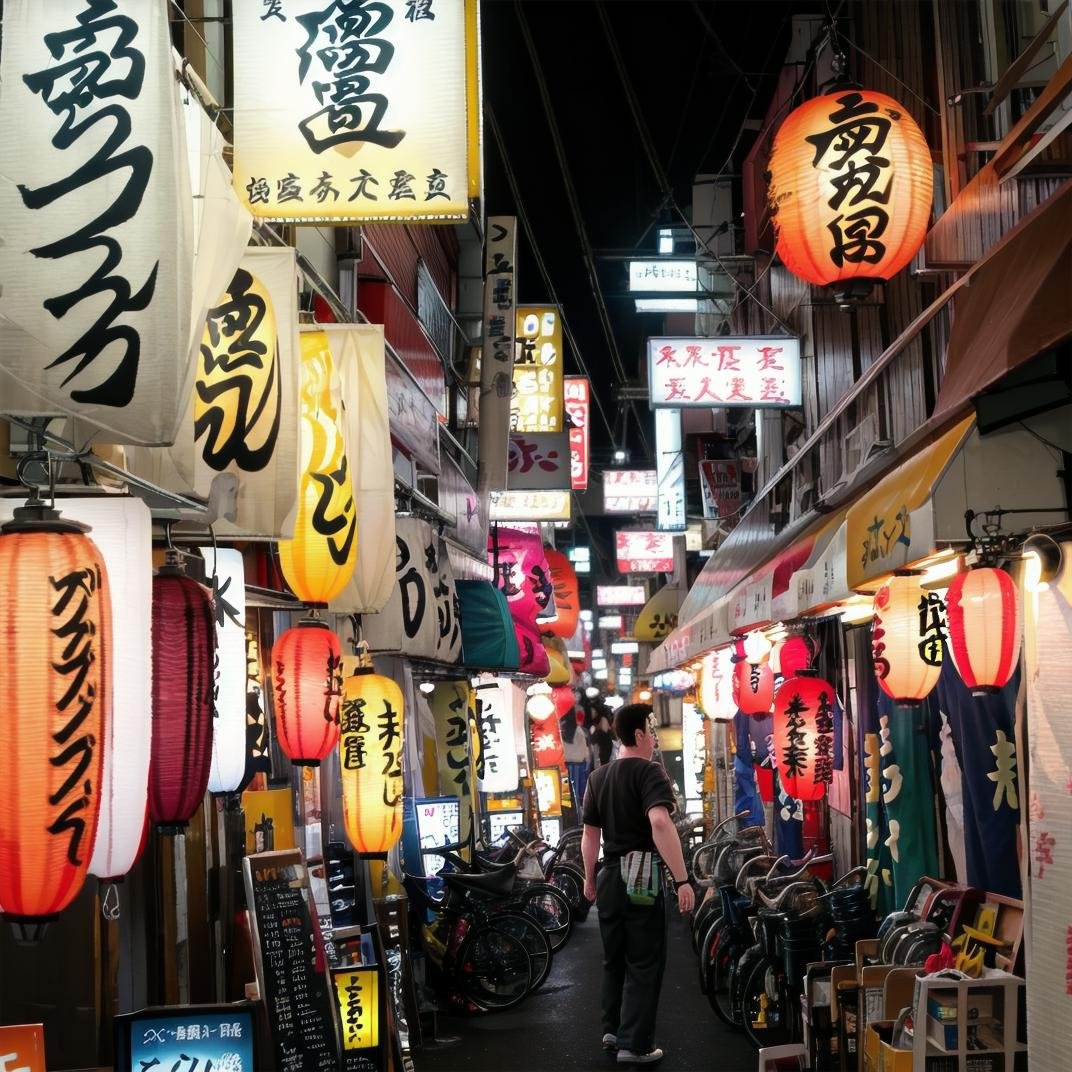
[628,260,698,292]
[603,469,658,514]
[489,810,524,845]
[598,615,623,630]
[513,306,564,432]
[596,585,646,607]
[616,531,675,574]
[611,641,640,655]
[655,408,687,532]
[489,490,571,522]
[647,336,802,408]
[636,297,700,313]
[507,432,571,490]
[116,1006,256,1071]
[415,796,460,881]
[564,376,590,491]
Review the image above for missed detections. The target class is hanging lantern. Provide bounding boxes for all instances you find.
[699,647,736,721]
[742,630,772,665]
[946,567,1021,696]
[776,635,816,680]
[526,684,556,722]
[149,553,217,834]
[768,89,933,293]
[340,663,405,855]
[0,503,111,933]
[474,677,520,793]
[543,634,572,685]
[543,548,580,639]
[773,674,837,801]
[733,658,775,715]
[531,709,565,770]
[272,618,342,765]
[871,573,945,705]
[278,331,357,605]
[552,685,576,720]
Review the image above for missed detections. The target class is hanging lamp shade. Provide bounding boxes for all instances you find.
[474,677,520,793]
[531,708,565,770]
[340,666,405,854]
[946,567,1021,696]
[272,618,342,765]
[278,331,357,605]
[525,684,556,722]
[543,548,580,639]
[149,556,216,834]
[767,89,933,290]
[772,674,837,801]
[0,504,111,931]
[871,573,945,705]
[732,658,775,716]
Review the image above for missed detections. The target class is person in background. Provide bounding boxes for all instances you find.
[581,703,695,1066]
[561,706,590,810]
[589,704,615,767]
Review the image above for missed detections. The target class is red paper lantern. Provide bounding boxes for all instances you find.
[776,635,816,679]
[872,574,944,704]
[149,557,216,834]
[552,685,576,720]
[733,659,775,715]
[543,548,580,639]
[0,504,111,931]
[773,674,837,801]
[768,90,932,291]
[946,567,1020,696]
[272,619,342,765]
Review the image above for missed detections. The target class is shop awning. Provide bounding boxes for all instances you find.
[770,511,850,620]
[456,580,521,672]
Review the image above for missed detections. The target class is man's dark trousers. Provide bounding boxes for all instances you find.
[596,864,670,1053]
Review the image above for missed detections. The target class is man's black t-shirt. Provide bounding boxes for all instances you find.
[581,757,676,859]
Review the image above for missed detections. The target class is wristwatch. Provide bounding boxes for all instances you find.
[673,878,690,889]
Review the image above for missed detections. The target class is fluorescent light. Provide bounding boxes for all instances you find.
[579,609,593,622]
[921,557,962,586]
[592,648,604,658]
[611,641,640,655]
[594,668,609,680]
[635,298,700,313]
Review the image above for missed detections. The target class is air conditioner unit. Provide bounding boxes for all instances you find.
[838,412,890,487]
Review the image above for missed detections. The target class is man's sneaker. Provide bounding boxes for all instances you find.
[601,1033,618,1052]
[617,1048,664,1065]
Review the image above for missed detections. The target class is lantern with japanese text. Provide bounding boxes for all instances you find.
[699,647,736,721]
[773,673,837,801]
[531,710,565,771]
[946,567,1021,696]
[733,658,775,715]
[774,634,816,680]
[0,503,111,932]
[340,665,405,855]
[543,634,572,685]
[278,331,357,605]
[742,630,772,665]
[475,677,520,793]
[272,618,342,765]
[149,553,216,834]
[768,90,933,293]
[431,680,477,841]
[871,573,945,704]
[543,548,580,639]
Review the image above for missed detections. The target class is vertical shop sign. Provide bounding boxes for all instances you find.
[474,678,519,793]
[479,216,517,493]
[233,0,471,222]
[699,459,742,520]
[0,0,191,445]
[564,376,591,491]
[332,966,387,1070]
[431,681,477,847]
[507,432,572,490]
[655,408,686,531]
[512,307,564,433]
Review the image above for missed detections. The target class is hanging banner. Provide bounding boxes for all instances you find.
[507,432,572,491]
[430,681,477,846]
[478,216,517,494]
[603,470,658,514]
[699,459,742,521]
[362,517,439,658]
[232,0,470,223]
[431,539,464,664]
[475,678,520,793]
[655,408,687,531]
[564,376,590,491]
[0,0,192,445]
[512,306,564,433]
[616,531,675,574]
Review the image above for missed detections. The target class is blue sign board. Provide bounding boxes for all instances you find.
[116,1005,256,1071]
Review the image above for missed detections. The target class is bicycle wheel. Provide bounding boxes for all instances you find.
[517,883,573,951]
[740,955,796,1050]
[705,927,741,1027]
[487,910,553,992]
[455,923,532,1011]
[692,896,722,957]
[696,909,724,993]
[549,864,589,921]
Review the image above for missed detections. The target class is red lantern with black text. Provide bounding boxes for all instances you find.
[872,574,944,704]
[149,555,217,834]
[773,674,836,801]
[946,567,1020,696]
[272,618,342,765]
[733,659,775,715]
[768,90,932,291]
[543,548,580,639]
[340,667,405,854]
[0,504,111,931]
[776,635,816,679]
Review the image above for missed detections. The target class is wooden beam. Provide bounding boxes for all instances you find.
[983,0,1068,116]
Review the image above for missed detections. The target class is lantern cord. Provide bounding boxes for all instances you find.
[101,881,121,922]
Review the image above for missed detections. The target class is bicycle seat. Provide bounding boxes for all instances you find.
[442,865,517,900]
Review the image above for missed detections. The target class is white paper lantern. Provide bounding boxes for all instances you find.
[872,573,945,704]
[199,546,248,793]
[475,677,520,793]
[699,647,737,721]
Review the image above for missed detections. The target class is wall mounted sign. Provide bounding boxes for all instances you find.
[616,531,675,574]
[699,459,742,520]
[596,585,647,607]
[564,376,591,491]
[512,306,564,432]
[655,408,686,531]
[647,336,802,408]
[603,469,658,514]
[628,260,698,292]
[489,490,571,522]
[507,432,572,490]
[233,0,471,222]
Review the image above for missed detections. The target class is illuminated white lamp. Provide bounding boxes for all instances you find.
[594,669,609,681]
[1022,533,1063,593]
[592,658,607,670]
[638,688,653,702]
[584,686,600,699]
[419,681,436,695]
[920,551,963,587]
[592,648,604,658]
[742,629,772,664]
[525,682,556,721]
[839,596,875,625]
[579,609,593,622]
[604,694,624,710]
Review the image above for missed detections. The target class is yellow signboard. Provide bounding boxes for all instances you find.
[233,0,473,222]
[334,967,380,1051]
[513,306,565,432]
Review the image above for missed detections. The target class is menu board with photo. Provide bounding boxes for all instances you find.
[114,1005,255,1071]
[243,849,339,1071]
[414,796,461,878]
[488,810,525,845]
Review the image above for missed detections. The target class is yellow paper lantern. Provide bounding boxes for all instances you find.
[871,573,944,704]
[340,667,405,854]
[279,331,357,605]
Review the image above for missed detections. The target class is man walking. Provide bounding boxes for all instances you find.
[581,703,695,1066]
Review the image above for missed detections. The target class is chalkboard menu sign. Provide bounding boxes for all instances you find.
[243,849,340,1070]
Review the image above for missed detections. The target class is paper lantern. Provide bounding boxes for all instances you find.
[543,548,580,639]
[946,567,1020,696]
[543,635,572,685]
[199,547,248,794]
[552,685,576,720]
[272,618,342,765]
[768,89,932,290]
[0,504,111,929]
[775,635,815,680]
[474,677,520,793]
[149,556,216,834]
[742,630,772,665]
[773,674,837,801]
[871,573,945,704]
[340,666,405,854]
[531,710,565,770]
[526,685,556,722]
[733,658,775,715]
[699,648,736,721]
[278,331,357,605]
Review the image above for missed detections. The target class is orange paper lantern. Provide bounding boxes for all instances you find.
[272,618,342,765]
[543,548,580,639]
[773,674,836,801]
[0,504,111,931]
[946,567,1020,696]
[768,89,932,290]
[872,574,945,704]
[733,659,775,716]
